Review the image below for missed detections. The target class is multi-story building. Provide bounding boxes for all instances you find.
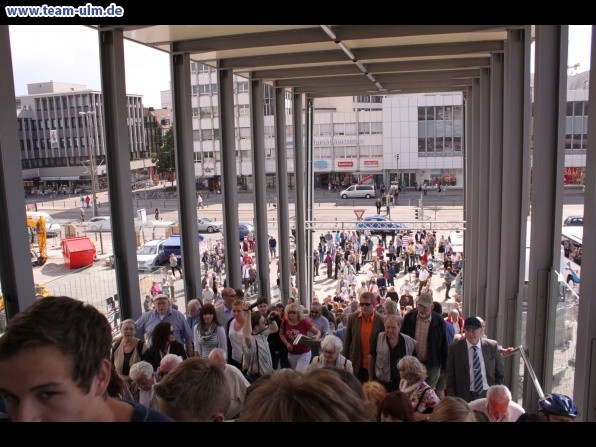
[16,81,147,195]
[16,70,588,195]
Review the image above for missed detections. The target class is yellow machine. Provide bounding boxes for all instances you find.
[26,214,48,266]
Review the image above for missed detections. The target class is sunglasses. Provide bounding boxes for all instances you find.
[288,310,298,315]
[359,302,373,307]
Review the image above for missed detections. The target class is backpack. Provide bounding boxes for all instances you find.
[249,268,257,279]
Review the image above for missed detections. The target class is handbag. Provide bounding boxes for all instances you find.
[242,335,261,384]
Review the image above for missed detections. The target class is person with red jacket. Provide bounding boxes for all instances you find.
[445,308,465,338]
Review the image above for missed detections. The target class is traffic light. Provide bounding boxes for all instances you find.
[414,208,419,220]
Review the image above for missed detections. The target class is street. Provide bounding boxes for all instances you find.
[28,185,584,318]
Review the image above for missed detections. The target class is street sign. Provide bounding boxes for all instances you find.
[354,209,365,220]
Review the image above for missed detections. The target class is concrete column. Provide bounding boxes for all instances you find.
[498,27,531,399]
[217,67,241,289]
[293,93,308,307]
[486,53,504,339]
[274,86,291,301]
[0,26,36,317]
[464,78,481,317]
[171,51,201,303]
[305,97,315,306]
[476,67,491,319]
[524,25,568,408]
[98,27,141,319]
[249,76,271,302]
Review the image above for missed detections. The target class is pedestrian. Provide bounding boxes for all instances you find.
[376,197,382,214]
[197,193,204,209]
[85,195,91,208]
[169,252,182,278]
[386,202,391,217]
[80,207,85,223]
[155,206,160,220]
[80,195,85,207]
[168,272,176,302]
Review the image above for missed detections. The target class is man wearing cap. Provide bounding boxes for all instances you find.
[446,316,504,402]
[399,291,448,390]
[135,294,194,357]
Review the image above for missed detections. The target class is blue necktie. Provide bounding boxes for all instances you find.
[472,345,483,393]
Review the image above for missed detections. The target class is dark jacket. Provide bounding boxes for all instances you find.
[341,311,385,376]
[400,309,448,371]
[446,337,504,402]
[141,340,187,371]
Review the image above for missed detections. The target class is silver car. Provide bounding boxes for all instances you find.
[197,217,223,233]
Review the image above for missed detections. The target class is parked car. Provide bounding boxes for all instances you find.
[136,239,167,271]
[563,215,583,226]
[87,215,112,232]
[197,217,223,233]
[339,184,376,199]
[239,222,256,240]
[26,211,62,237]
[355,215,405,234]
[154,233,204,266]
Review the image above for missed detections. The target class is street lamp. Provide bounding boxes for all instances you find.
[79,111,99,217]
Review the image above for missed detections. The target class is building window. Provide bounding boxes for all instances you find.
[192,107,199,118]
[192,85,199,96]
[236,81,249,93]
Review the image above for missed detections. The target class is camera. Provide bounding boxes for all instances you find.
[249,301,259,310]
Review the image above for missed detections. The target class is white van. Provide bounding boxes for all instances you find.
[136,239,166,271]
[339,184,376,199]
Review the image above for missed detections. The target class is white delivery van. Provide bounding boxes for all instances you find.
[339,184,376,199]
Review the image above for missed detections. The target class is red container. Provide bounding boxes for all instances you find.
[61,237,97,269]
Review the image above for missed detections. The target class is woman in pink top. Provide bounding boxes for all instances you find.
[278,302,321,372]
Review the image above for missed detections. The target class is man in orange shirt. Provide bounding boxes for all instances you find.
[341,291,385,383]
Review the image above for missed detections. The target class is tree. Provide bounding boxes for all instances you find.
[151,128,175,176]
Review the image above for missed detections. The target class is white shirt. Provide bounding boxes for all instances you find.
[468,398,526,422]
[466,339,488,392]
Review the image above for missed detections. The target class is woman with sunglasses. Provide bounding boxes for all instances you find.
[278,302,321,372]
[142,321,187,371]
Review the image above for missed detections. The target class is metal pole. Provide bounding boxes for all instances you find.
[80,111,99,217]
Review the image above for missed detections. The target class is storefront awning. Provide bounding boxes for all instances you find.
[40,176,80,181]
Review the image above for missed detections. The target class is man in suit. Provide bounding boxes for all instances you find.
[446,316,504,402]
[341,291,385,383]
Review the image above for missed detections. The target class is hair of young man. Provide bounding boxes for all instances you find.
[0,295,112,395]
[153,357,230,422]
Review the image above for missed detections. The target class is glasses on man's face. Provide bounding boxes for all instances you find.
[359,302,372,307]
[310,311,319,315]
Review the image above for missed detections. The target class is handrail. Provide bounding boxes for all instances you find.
[512,345,545,400]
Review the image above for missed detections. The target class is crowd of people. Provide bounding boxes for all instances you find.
[0,290,580,422]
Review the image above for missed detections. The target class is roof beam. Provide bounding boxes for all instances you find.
[171,25,509,53]
[173,27,328,52]
[218,40,504,69]
[309,85,466,98]
[251,57,490,80]
[293,79,473,95]
[333,25,510,40]
[275,69,479,88]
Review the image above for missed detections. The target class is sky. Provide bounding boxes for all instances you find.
[8,25,593,109]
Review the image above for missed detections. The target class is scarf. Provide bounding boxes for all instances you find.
[113,337,142,376]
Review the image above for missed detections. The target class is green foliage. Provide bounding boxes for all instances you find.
[151,128,175,173]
